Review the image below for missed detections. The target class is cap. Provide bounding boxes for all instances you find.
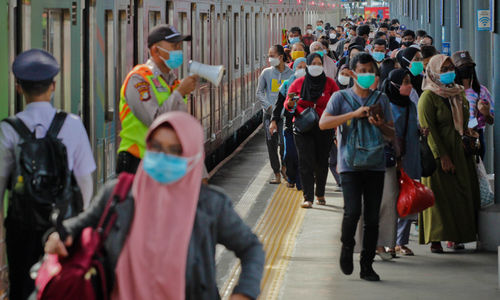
[451,50,476,68]
[399,24,407,31]
[147,24,191,47]
[12,49,59,82]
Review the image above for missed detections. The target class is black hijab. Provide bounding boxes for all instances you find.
[300,53,326,102]
[383,69,411,107]
[396,47,423,96]
[378,58,396,89]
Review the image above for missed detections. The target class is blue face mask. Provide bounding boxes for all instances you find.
[143,151,200,184]
[316,26,323,31]
[289,37,300,45]
[353,72,376,89]
[409,61,424,76]
[343,50,349,57]
[315,50,324,57]
[371,51,385,62]
[158,46,184,70]
[439,71,456,85]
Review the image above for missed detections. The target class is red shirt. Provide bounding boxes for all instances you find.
[285,76,339,117]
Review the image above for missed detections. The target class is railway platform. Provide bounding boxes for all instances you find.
[211,127,500,300]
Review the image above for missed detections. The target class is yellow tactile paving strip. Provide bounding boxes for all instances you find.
[220,183,306,300]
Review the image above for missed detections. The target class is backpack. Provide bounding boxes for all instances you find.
[3,111,82,230]
[340,90,385,170]
[35,173,135,300]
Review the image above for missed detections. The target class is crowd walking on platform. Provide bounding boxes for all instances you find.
[0,11,495,300]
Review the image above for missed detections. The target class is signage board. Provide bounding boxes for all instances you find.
[477,9,491,31]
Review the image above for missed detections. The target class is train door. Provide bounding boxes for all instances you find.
[221,11,231,136]
[191,2,211,142]
[243,7,252,120]
[86,0,118,186]
[0,0,8,121]
[210,5,223,149]
[233,9,242,127]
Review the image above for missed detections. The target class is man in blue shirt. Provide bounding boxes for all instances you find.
[319,53,394,282]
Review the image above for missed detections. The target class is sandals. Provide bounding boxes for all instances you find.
[395,245,414,256]
[301,201,313,208]
[316,197,326,205]
[280,167,288,182]
[447,242,465,250]
[269,173,281,184]
[386,247,397,258]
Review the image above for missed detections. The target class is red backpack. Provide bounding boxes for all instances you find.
[35,172,135,300]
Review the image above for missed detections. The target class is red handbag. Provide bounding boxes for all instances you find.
[35,173,135,300]
[397,170,435,218]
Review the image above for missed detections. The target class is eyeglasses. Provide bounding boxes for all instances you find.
[149,141,183,156]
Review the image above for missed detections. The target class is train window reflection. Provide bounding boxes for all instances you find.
[42,9,71,111]
[105,10,114,121]
[234,13,239,69]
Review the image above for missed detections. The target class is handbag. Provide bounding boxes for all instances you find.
[294,105,319,133]
[34,172,135,300]
[462,129,481,156]
[419,134,437,177]
[397,170,435,218]
[476,158,494,208]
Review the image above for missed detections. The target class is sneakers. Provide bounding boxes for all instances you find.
[360,263,380,281]
[339,246,354,275]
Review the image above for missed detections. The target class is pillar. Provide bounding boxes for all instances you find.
[449,0,460,53]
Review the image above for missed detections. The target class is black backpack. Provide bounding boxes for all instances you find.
[3,111,83,231]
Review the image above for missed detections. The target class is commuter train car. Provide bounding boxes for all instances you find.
[0,0,335,187]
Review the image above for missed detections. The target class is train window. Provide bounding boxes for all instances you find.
[42,9,71,111]
[178,12,188,78]
[200,13,209,64]
[104,10,114,122]
[245,13,250,66]
[234,13,239,69]
[166,1,173,24]
[149,11,161,31]
[118,10,128,83]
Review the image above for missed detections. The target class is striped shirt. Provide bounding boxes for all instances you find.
[465,85,494,129]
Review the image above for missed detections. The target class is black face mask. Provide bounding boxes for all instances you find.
[336,33,341,38]
[457,66,474,80]
[402,41,414,47]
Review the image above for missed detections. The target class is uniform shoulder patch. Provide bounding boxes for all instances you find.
[134,81,151,101]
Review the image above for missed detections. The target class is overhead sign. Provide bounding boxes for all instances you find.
[364,7,390,20]
[442,42,450,56]
[477,9,491,31]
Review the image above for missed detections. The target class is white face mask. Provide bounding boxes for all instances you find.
[269,57,280,67]
[307,65,324,77]
[338,74,351,86]
[295,68,306,78]
[395,37,402,44]
[306,29,314,35]
[329,33,336,39]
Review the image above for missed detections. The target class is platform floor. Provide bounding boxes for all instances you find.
[211,127,500,300]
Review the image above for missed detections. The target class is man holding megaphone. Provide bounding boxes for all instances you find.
[116,24,199,174]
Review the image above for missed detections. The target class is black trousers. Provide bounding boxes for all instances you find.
[6,222,45,300]
[294,126,334,202]
[116,151,141,174]
[340,171,385,264]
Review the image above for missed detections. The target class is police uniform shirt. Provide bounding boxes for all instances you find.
[124,59,187,127]
[0,102,97,208]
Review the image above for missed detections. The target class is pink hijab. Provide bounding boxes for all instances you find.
[111,111,204,300]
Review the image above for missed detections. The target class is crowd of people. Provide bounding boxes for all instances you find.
[0,14,494,300]
[258,16,494,281]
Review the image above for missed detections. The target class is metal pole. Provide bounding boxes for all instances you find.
[493,4,500,204]
[459,0,475,57]
[449,0,460,53]
[442,0,451,54]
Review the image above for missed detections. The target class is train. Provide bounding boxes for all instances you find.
[0,0,340,188]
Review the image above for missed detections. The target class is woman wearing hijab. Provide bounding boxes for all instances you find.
[44,112,265,300]
[417,55,480,253]
[378,58,397,89]
[397,47,424,96]
[384,69,421,256]
[284,53,339,208]
[270,57,307,190]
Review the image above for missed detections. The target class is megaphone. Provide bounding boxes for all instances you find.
[188,60,225,87]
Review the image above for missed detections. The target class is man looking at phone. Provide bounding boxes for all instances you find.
[319,52,394,282]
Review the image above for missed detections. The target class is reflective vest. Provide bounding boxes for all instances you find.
[118,64,180,158]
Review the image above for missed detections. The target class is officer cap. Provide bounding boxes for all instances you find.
[12,49,59,82]
[148,25,192,48]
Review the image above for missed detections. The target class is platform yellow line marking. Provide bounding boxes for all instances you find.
[220,183,307,300]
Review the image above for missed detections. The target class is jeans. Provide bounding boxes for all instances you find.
[340,171,385,264]
[283,129,301,189]
[397,218,413,246]
[263,112,284,174]
[294,126,334,202]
